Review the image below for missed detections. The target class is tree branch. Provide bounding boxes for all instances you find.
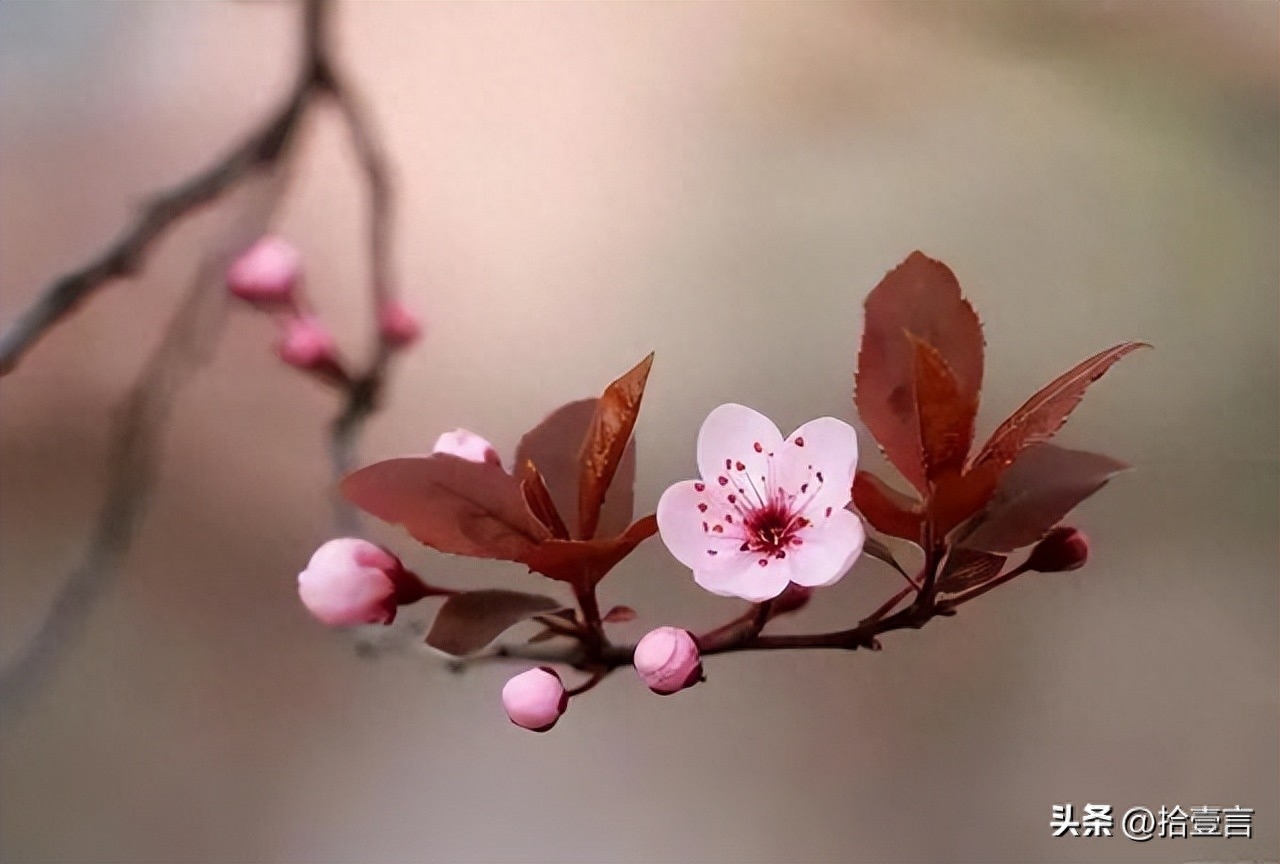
[442,583,973,678]
[0,0,404,713]
[0,1,338,377]
[321,74,399,534]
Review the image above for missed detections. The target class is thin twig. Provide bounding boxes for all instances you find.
[315,45,402,535]
[564,670,606,698]
[441,601,934,672]
[864,583,915,624]
[445,583,966,676]
[940,563,1031,608]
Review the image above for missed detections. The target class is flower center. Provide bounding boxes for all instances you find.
[743,499,801,558]
[706,445,827,565]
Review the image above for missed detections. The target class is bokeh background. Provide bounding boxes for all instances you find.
[1,2,1276,862]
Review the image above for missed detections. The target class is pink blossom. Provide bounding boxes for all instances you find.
[634,627,702,695]
[657,403,865,602]
[377,299,423,349]
[502,667,568,732]
[226,235,301,307]
[276,316,338,370]
[431,428,502,467]
[298,538,409,627]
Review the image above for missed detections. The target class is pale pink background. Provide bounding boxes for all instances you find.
[1,2,1276,862]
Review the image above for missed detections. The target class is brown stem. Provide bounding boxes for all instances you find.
[941,563,1032,608]
[866,583,915,624]
[574,584,607,651]
[532,614,583,639]
[452,580,960,677]
[915,518,942,605]
[696,602,768,653]
[565,670,607,698]
[312,1,403,536]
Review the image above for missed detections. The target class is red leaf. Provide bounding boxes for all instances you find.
[911,336,977,483]
[852,471,923,542]
[928,462,1002,539]
[578,353,654,539]
[928,340,1141,537]
[602,605,638,623]
[425,590,565,656]
[973,342,1149,472]
[518,459,570,540]
[341,455,550,561]
[524,513,658,589]
[856,252,984,493]
[515,399,636,541]
[936,548,1006,595]
[957,443,1129,552]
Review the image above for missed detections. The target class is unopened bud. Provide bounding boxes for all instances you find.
[227,235,301,307]
[431,428,501,467]
[634,627,702,695]
[298,538,428,627]
[1025,526,1089,573]
[378,299,422,349]
[502,667,568,732]
[277,316,339,371]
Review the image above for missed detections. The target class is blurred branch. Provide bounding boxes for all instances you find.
[0,0,334,377]
[0,176,286,719]
[0,0,404,712]
[321,73,399,534]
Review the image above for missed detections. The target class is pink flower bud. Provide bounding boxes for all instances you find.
[378,299,423,349]
[276,316,339,370]
[227,235,301,307]
[502,667,568,732]
[634,627,702,695]
[431,428,501,467]
[1025,526,1090,573]
[298,538,397,626]
[298,538,429,627]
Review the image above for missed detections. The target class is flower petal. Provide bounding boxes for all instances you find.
[788,508,866,588]
[657,479,746,570]
[696,403,783,490]
[694,554,791,602]
[771,416,859,514]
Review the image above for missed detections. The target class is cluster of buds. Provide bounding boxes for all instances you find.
[297,536,704,732]
[499,628,703,732]
[225,235,422,384]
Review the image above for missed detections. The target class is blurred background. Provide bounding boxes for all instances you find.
[1,2,1275,862]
